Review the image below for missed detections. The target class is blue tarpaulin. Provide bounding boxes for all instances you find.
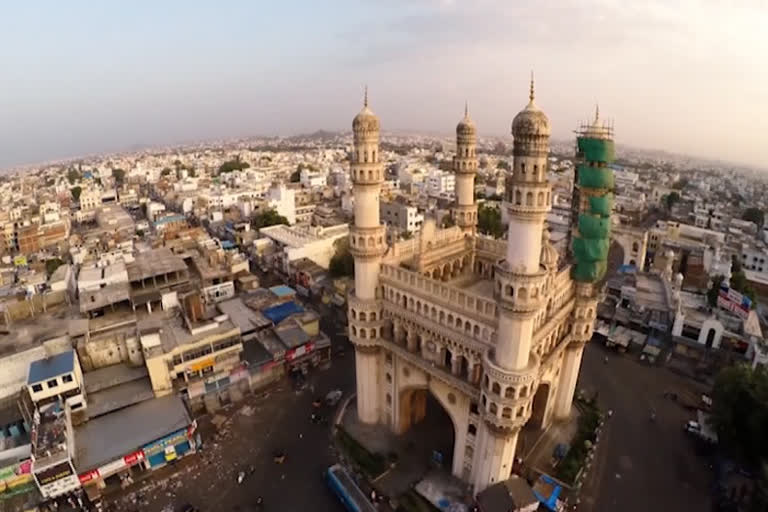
[269,285,296,298]
[262,301,304,324]
[533,474,562,511]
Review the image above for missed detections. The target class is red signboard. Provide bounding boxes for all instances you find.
[286,342,314,362]
[78,450,145,484]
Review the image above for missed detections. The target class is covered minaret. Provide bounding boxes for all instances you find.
[347,88,387,424]
[473,76,552,491]
[453,103,478,234]
[553,106,615,419]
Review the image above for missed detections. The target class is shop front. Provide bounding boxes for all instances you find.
[0,459,33,498]
[34,459,81,499]
[78,450,145,501]
[141,426,196,469]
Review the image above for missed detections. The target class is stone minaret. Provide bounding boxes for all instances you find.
[453,103,478,234]
[474,76,552,490]
[348,88,387,424]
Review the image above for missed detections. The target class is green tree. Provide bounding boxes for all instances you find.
[672,178,689,190]
[743,207,764,231]
[45,258,64,277]
[70,186,82,202]
[707,275,725,307]
[496,160,511,171]
[477,204,504,238]
[67,167,80,185]
[219,159,251,174]
[329,238,355,278]
[252,209,288,229]
[664,192,680,211]
[112,168,126,184]
[161,168,172,177]
[711,365,768,464]
[289,168,301,182]
[188,168,197,178]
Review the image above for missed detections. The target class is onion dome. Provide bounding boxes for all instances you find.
[511,74,551,138]
[352,86,380,133]
[540,228,559,270]
[456,101,476,136]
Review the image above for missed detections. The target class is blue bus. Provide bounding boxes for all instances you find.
[325,464,377,512]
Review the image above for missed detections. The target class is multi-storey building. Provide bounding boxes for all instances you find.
[346,82,614,494]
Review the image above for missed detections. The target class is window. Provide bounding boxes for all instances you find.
[468,424,477,435]
[70,402,83,411]
[62,374,73,384]
[386,393,392,405]
[31,383,43,393]
[47,379,58,389]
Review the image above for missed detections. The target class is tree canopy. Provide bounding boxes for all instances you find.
[743,207,764,231]
[45,258,64,277]
[67,167,80,185]
[496,160,511,171]
[672,178,689,190]
[251,209,288,230]
[711,364,768,466]
[219,159,250,174]
[707,275,725,307]
[664,192,681,211]
[477,204,504,238]
[112,168,126,184]
[329,238,354,278]
[70,186,82,202]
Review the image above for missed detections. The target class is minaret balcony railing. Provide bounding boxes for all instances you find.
[482,349,539,387]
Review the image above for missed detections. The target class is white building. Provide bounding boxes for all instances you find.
[266,184,297,225]
[300,168,327,189]
[257,223,349,273]
[426,169,455,197]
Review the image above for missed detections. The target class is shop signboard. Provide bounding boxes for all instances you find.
[142,429,189,457]
[35,461,80,498]
[286,342,314,362]
[78,450,145,484]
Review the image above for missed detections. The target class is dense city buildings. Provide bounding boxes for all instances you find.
[0,83,766,512]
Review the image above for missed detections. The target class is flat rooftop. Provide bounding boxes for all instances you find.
[74,394,191,472]
[126,248,188,282]
[217,298,271,334]
[83,363,149,395]
[138,311,238,353]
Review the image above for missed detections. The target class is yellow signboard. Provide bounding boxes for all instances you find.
[13,256,27,267]
[187,358,214,373]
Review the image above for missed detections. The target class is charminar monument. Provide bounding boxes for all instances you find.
[347,79,615,493]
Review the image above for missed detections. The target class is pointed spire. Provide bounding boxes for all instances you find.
[529,71,535,103]
[594,103,600,124]
[464,100,468,118]
[364,85,368,108]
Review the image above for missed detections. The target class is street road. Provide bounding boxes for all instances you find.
[577,343,713,512]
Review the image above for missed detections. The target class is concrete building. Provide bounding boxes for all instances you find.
[346,83,612,494]
[380,199,424,235]
[257,223,349,274]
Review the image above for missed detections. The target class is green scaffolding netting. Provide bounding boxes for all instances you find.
[577,137,616,163]
[588,193,613,216]
[572,236,610,262]
[578,165,615,190]
[578,214,611,239]
[573,260,608,282]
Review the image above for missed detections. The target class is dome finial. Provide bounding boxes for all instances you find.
[529,70,535,102]
[464,100,468,118]
[364,85,368,108]
[594,102,600,123]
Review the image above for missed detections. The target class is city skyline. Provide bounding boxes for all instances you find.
[0,1,766,169]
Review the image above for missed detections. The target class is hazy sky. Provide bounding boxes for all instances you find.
[1,0,766,169]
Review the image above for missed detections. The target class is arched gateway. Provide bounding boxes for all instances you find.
[346,82,614,494]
